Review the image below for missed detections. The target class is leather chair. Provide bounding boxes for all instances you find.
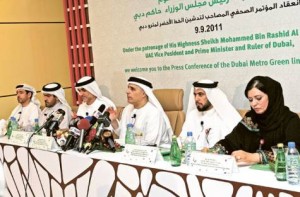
[153,89,185,137]
[237,109,248,117]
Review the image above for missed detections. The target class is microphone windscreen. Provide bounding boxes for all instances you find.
[77,119,91,130]
[104,111,110,117]
[92,104,106,121]
[98,104,106,113]
[85,116,93,122]
[57,108,66,116]
[86,116,97,126]
[69,116,83,128]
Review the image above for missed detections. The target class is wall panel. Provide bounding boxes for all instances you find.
[0,1,71,119]
[0,0,63,22]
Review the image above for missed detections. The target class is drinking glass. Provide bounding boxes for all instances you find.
[271,145,288,159]
[135,130,143,145]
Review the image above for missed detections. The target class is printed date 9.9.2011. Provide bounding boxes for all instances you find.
[195,23,223,34]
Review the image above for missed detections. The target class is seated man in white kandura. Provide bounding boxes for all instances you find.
[112,76,173,146]
[180,79,242,150]
[39,82,73,130]
[9,84,41,130]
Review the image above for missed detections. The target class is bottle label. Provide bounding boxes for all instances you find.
[286,155,300,184]
[125,128,135,144]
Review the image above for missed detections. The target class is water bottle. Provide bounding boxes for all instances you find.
[275,143,287,181]
[125,123,135,144]
[184,131,196,166]
[34,118,41,135]
[170,135,181,167]
[6,117,14,139]
[7,117,19,139]
[286,141,300,185]
[11,117,19,131]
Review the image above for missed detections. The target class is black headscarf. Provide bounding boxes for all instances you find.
[245,76,296,132]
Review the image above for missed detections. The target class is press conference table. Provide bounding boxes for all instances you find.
[0,137,299,197]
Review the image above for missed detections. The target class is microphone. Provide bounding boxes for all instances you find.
[131,114,136,125]
[85,112,111,154]
[98,111,111,127]
[46,109,65,136]
[35,113,55,134]
[198,121,204,140]
[98,112,115,152]
[17,111,22,121]
[27,112,57,146]
[69,115,83,128]
[27,113,56,146]
[88,104,106,126]
[259,138,264,150]
[77,119,91,152]
[95,111,111,140]
[57,136,66,147]
[82,142,92,154]
[62,127,81,151]
[101,130,116,152]
[61,115,84,151]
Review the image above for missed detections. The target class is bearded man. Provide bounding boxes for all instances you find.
[180,80,241,150]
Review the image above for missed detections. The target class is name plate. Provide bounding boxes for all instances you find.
[29,135,56,151]
[190,152,238,174]
[9,131,60,151]
[123,144,159,164]
[9,131,32,147]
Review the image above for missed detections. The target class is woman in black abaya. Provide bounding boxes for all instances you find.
[213,76,300,164]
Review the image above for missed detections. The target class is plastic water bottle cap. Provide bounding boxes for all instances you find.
[127,123,134,128]
[187,131,193,136]
[11,117,16,121]
[288,141,296,148]
[277,143,284,148]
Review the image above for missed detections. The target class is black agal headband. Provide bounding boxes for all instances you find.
[128,77,153,88]
[42,82,61,91]
[193,81,218,88]
[75,76,95,87]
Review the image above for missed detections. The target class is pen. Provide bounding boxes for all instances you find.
[205,128,211,145]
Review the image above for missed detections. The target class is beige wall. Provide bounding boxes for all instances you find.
[0,1,72,119]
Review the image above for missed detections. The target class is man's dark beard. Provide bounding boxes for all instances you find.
[197,101,212,112]
[45,102,55,108]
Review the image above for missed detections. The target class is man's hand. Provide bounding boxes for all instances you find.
[106,107,119,130]
[107,107,117,121]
